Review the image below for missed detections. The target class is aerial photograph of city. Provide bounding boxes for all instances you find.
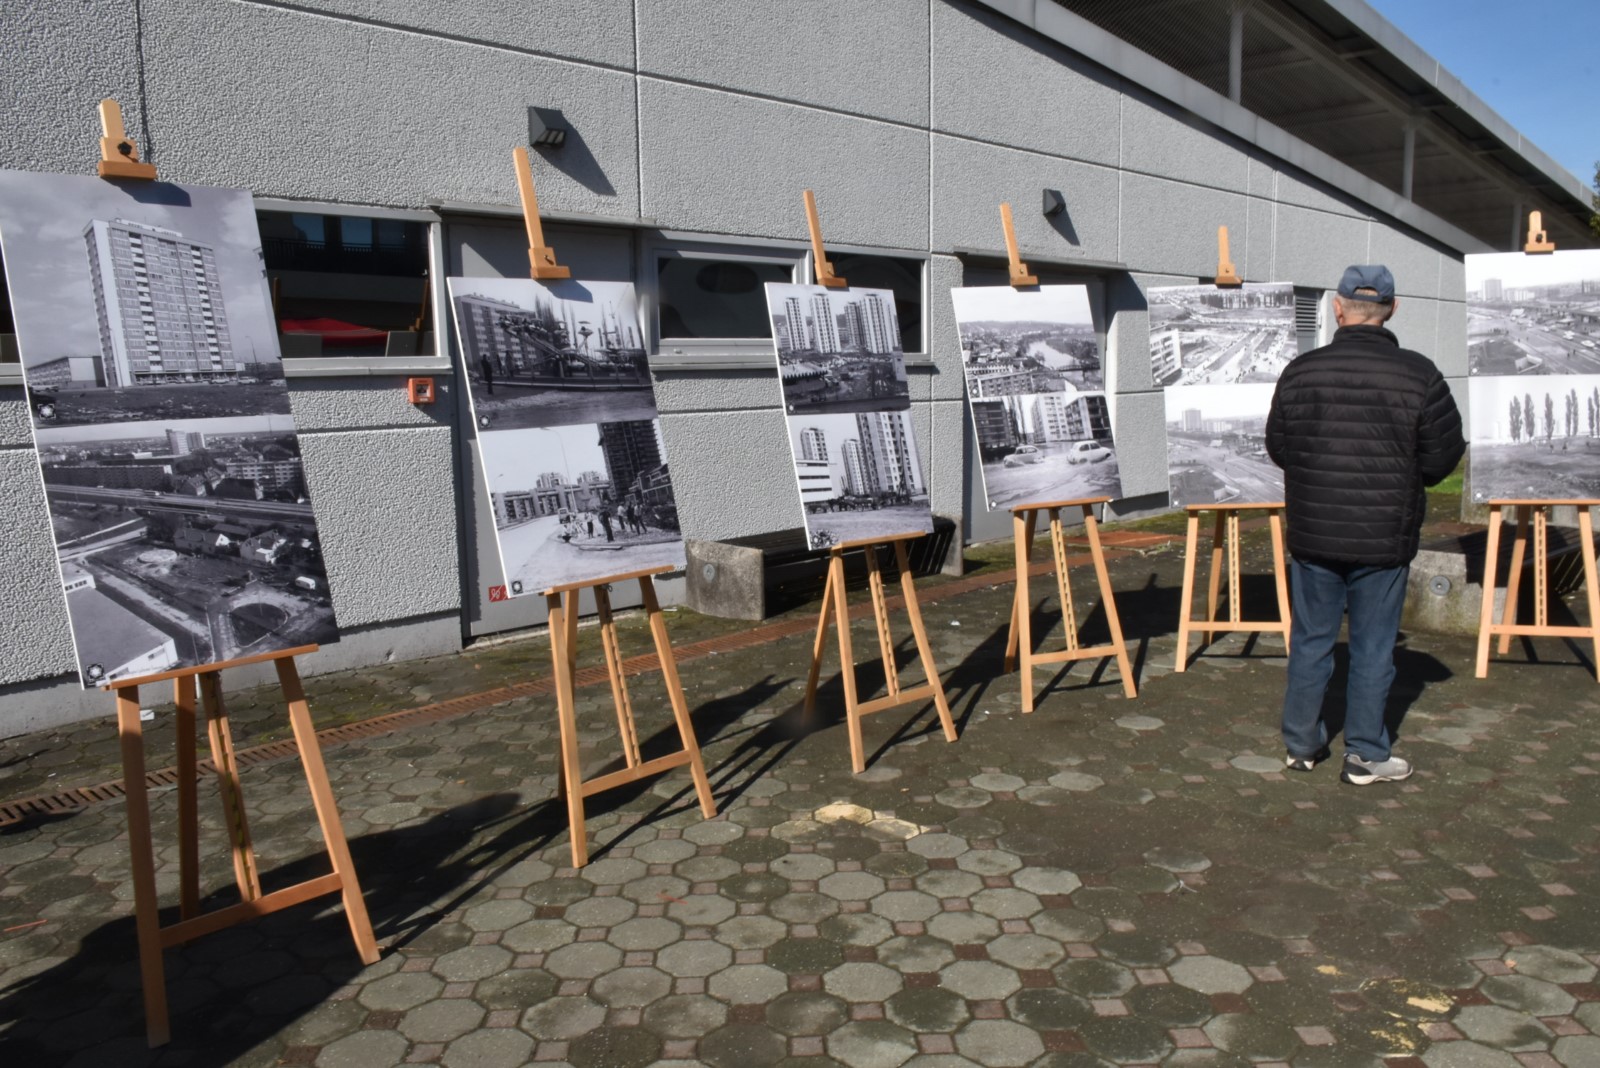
[1466,248,1600,376]
[0,171,290,428]
[1163,382,1283,506]
[449,277,657,431]
[951,283,1102,399]
[34,414,337,685]
[766,283,911,414]
[784,410,933,549]
[1467,373,1600,501]
[478,418,684,595]
[1148,282,1296,386]
[969,389,1122,509]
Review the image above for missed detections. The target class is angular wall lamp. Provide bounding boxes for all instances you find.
[1042,188,1066,217]
[528,107,568,150]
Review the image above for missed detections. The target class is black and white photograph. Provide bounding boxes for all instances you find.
[34,413,338,687]
[1163,383,1283,506]
[479,419,685,595]
[951,284,1101,398]
[1466,249,1600,376]
[0,170,291,428]
[1148,282,1296,386]
[785,411,933,549]
[969,389,1122,509]
[765,283,911,414]
[448,277,655,431]
[1467,374,1600,501]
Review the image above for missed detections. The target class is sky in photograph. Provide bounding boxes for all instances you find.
[34,412,298,448]
[0,173,279,366]
[950,284,1094,326]
[1163,381,1277,424]
[445,276,642,350]
[479,420,666,490]
[1464,248,1600,289]
[1371,0,1598,183]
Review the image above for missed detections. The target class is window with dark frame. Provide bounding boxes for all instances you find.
[656,256,792,341]
[0,246,15,362]
[258,210,433,358]
[828,253,925,354]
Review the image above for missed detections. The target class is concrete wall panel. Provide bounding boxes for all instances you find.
[1120,174,1249,278]
[1388,296,1440,359]
[1274,167,1374,221]
[1370,225,1445,299]
[639,80,928,250]
[652,369,784,415]
[641,0,930,126]
[931,1,1120,167]
[284,0,636,67]
[287,377,458,434]
[0,448,76,685]
[0,390,35,448]
[662,408,798,542]
[142,0,639,215]
[1274,205,1370,291]
[1245,199,1276,283]
[1440,255,1467,302]
[931,136,1119,264]
[1109,390,1170,503]
[298,428,460,629]
[1120,95,1250,194]
[928,255,969,402]
[927,400,968,522]
[1435,301,1469,378]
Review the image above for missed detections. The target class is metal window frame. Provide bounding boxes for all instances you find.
[256,198,453,378]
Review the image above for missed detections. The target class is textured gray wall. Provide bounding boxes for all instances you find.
[0,0,1473,734]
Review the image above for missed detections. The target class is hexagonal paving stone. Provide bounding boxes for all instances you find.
[824,961,905,1002]
[987,932,1067,970]
[564,896,638,928]
[1204,1012,1299,1060]
[940,960,1023,1001]
[700,1021,787,1068]
[462,898,535,932]
[1553,1036,1600,1064]
[1142,846,1212,873]
[708,963,789,1004]
[567,1025,662,1068]
[877,934,956,974]
[955,1019,1045,1067]
[357,971,443,1012]
[828,1019,918,1068]
[1054,958,1137,998]
[956,849,1023,876]
[1168,955,1254,995]
[1507,944,1598,984]
[1479,974,1576,1016]
[713,915,788,949]
[1048,771,1105,792]
[610,916,683,951]
[970,887,1041,920]
[656,939,733,978]
[432,944,511,982]
[1451,1005,1554,1051]
[578,857,648,886]
[521,994,606,1040]
[315,1029,409,1068]
[441,1028,535,1068]
[907,833,969,859]
[544,941,623,980]
[819,870,888,901]
[871,890,942,923]
[1012,866,1083,896]
[501,917,576,953]
[641,992,727,1037]
[927,911,1002,945]
[591,965,673,1008]
[1420,1042,1521,1067]
[887,986,971,1033]
[1008,987,1093,1032]
[767,990,850,1036]
[667,893,738,926]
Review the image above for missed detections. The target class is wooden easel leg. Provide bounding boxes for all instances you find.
[1004,508,1038,674]
[1498,505,1531,654]
[594,586,641,768]
[1082,505,1137,698]
[1226,512,1243,627]
[547,593,590,868]
[173,676,201,920]
[1268,509,1291,653]
[895,541,956,744]
[829,553,866,773]
[1475,505,1505,678]
[200,670,261,902]
[275,657,379,965]
[1049,509,1080,650]
[1175,512,1201,673]
[1533,509,1549,631]
[1206,510,1226,626]
[640,577,717,817]
[1579,508,1600,682]
[115,684,170,1048]
[865,548,900,700]
[803,562,836,718]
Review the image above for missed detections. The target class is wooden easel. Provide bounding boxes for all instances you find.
[1474,502,1600,679]
[1175,503,1291,671]
[545,568,716,867]
[804,536,958,772]
[113,646,379,1047]
[1005,498,1137,707]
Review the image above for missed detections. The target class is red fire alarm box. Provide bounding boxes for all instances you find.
[407,377,435,404]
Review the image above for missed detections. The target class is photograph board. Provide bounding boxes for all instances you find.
[950,285,1122,509]
[1163,382,1283,507]
[765,283,932,549]
[1466,249,1600,376]
[447,277,684,595]
[1147,282,1296,386]
[1467,374,1600,502]
[0,170,338,687]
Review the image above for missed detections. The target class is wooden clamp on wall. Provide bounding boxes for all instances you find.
[1214,225,1242,287]
[514,145,571,280]
[1524,209,1556,254]
[96,98,157,180]
[804,189,848,288]
[1000,202,1038,287]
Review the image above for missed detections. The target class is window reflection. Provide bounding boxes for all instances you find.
[657,257,790,340]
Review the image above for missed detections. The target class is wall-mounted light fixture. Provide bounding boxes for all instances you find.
[1042,188,1066,218]
[528,106,568,150]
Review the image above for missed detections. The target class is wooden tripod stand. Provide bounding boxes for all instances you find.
[1175,503,1291,671]
[803,535,958,773]
[111,645,378,1047]
[1474,500,1600,680]
[1004,497,1136,709]
[545,566,716,868]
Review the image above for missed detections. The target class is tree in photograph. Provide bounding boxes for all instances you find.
[1510,397,1523,442]
[1588,393,1596,439]
[1570,389,1581,439]
[1544,392,1555,443]
[1591,161,1599,239]
[1593,386,1599,437]
[1525,393,1535,443]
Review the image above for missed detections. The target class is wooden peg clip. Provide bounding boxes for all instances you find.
[803,189,847,289]
[1000,203,1038,288]
[97,99,156,181]
[513,146,571,280]
[1524,210,1556,255]
[1214,225,1241,287]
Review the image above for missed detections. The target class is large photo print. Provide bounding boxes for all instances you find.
[784,411,933,549]
[1148,282,1296,386]
[951,285,1121,508]
[766,283,911,414]
[1468,374,1600,501]
[1163,383,1283,507]
[1466,249,1600,376]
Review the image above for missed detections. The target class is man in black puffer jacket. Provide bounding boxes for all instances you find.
[1266,265,1464,786]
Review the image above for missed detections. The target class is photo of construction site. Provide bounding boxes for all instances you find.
[765,283,912,415]
[1148,282,1296,386]
[448,277,655,431]
[33,414,337,686]
[1466,249,1600,376]
[1163,382,1283,507]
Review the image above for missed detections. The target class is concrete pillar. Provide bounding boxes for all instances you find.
[1228,5,1246,104]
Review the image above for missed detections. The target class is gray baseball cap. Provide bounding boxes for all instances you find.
[1337,264,1395,302]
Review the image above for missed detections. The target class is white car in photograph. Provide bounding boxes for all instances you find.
[1067,441,1112,464]
[1003,445,1043,467]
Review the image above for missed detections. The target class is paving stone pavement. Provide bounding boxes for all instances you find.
[2,535,1600,1067]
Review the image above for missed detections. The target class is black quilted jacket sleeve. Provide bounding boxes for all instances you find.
[1266,325,1464,566]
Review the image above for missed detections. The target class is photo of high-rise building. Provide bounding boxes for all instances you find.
[781,411,933,549]
[766,283,911,415]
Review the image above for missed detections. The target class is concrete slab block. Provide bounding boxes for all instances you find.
[1389,297,1440,359]
[652,369,784,415]
[639,80,927,250]
[1247,155,1277,200]
[0,389,35,448]
[1440,254,1467,302]
[931,1,1120,167]
[1245,199,1276,283]
[1273,205,1370,291]
[1120,95,1249,194]
[1274,166,1373,221]
[1370,225,1445,299]
[287,375,458,433]
[1120,175,1248,278]
[1109,389,1170,503]
[286,0,635,67]
[684,539,767,621]
[928,256,969,403]
[1107,274,1154,394]
[664,408,797,541]
[1436,301,1468,378]
[641,0,929,126]
[932,136,1119,265]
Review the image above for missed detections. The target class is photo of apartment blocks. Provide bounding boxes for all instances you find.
[970,392,1112,459]
[792,412,926,508]
[490,420,678,531]
[770,287,911,414]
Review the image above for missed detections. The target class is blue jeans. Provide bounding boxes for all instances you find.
[1281,558,1409,762]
